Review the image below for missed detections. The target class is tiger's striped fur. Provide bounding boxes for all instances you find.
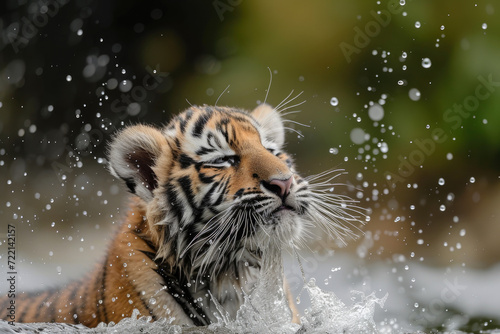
[1,104,363,327]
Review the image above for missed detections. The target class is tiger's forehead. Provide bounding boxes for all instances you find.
[163,106,263,156]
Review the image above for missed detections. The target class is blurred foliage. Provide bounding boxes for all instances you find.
[428,307,500,333]
[1,0,500,264]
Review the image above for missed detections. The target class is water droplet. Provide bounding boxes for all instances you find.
[149,298,157,305]
[415,21,421,28]
[469,176,475,183]
[482,23,488,30]
[446,152,453,160]
[119,80,133,92]
[350,128,366,145]
[401,51,407,59]
[399,0,405,5]
[379,142,389,153]
[329,148,339,155]
[330,97,339,106]
[127,102,141,116]
[459,229,466,237]
[408,88,421,101]
[438,178,445,186]
[421,58,432,68]
[368,103,384,121]
[440,25,445,30]
[107,78,118,90]
[439,204,446,211]
[123,263,127,267]
[66,75,72,82]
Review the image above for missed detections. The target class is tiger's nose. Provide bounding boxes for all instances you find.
[263,177,293,199]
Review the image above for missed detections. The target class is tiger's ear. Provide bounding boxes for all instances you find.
[108,125,168,202]
[251,103,285,148]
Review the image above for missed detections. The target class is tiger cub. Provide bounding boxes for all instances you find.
[1,104,360,327]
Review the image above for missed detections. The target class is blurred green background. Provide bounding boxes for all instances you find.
[1,0,500,282]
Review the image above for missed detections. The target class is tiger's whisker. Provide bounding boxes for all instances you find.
[282,119,310,128]
[277,99,307,113]
[276,90,304,112]
[264,67,273,105]
[284,126,304,138]
[215,84,231,106]
[274,89,295,110]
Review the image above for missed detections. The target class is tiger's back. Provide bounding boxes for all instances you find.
[0,202,181,326]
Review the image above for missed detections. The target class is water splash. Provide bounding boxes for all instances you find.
[210,243,300,333]
[0,247,388,333]
[300,278,387,333]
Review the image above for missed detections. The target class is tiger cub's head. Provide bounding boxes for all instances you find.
[108,104,360,277]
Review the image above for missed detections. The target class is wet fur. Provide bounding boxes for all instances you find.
[0,104,363,326]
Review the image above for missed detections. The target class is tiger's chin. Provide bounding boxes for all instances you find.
[251,211,306,251]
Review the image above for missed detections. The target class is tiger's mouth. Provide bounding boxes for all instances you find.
[271,204,295,214]
[261,204,298,225]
